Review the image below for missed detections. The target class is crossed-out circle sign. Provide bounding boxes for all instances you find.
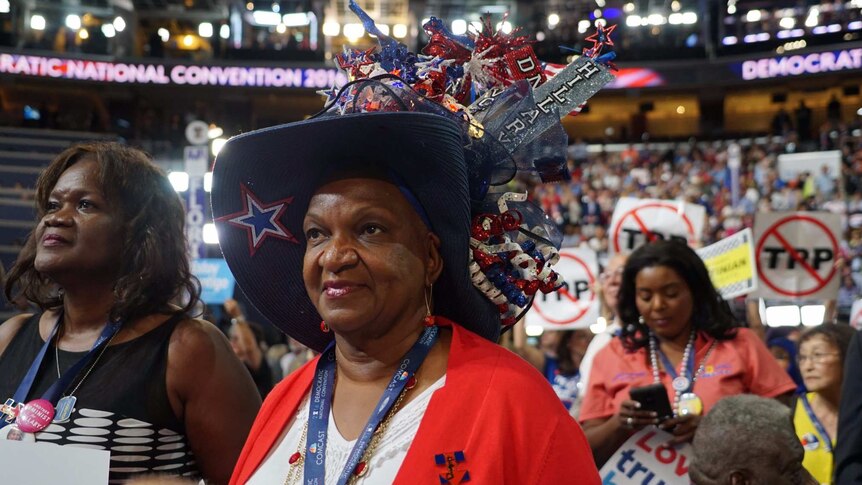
[531,250,598,326]
[611,201,698,254]
[755,214,839,298]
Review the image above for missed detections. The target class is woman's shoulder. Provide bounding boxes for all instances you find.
[168,317,230,356]
[0,313,38,357]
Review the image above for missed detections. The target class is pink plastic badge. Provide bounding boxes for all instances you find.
[16,399,55,433]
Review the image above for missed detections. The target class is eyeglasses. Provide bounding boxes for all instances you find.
[796,352,839,365]
[600,267,624,282]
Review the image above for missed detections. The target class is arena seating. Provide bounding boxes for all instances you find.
[0,127,116,319]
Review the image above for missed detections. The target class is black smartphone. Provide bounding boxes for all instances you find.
[629,383,674,422]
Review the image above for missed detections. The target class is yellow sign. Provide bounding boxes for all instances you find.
[696,228,758,299]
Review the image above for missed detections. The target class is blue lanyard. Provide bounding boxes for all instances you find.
[4,311,121,425]
[801,394,833,453]
[304,325,439,485]
[656,345,695,389]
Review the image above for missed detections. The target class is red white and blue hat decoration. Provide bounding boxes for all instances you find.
[211,2,617,351]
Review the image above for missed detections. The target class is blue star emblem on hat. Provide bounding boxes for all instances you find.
[216,184,298,256]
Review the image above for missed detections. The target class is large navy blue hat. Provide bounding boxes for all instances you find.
[211,111,500,352]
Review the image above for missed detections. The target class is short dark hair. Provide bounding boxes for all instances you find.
[5,142,200,323]
[798,323,857,365]
[618,240,738,351]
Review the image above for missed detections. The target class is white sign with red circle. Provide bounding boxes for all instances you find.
[851,300,862,330]
[609,197,706,255]
[753,212,841,300]
[526,247,599,329]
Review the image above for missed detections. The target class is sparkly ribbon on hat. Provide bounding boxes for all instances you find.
[318,1,617,327]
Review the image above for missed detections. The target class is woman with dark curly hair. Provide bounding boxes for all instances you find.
[579,240,796,465]
[0,142,260,484]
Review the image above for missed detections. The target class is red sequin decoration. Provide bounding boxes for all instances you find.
[289,452,302,465]
[354,461,368,477]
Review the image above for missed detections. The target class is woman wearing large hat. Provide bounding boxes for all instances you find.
[213,6,616,483]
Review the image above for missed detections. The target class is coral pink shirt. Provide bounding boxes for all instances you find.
[579,328,796,422]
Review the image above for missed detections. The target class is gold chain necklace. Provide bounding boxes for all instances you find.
[283,375,417,485]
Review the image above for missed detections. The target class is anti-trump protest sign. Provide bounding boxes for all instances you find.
[526,247,600,330]
[753,212,841,301]
[609,198,706,255]
[599,428,691,485]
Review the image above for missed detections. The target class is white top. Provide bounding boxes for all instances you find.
[246,375,446,485]
[578,320,621,397]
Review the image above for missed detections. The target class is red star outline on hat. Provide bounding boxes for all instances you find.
[215,184,299,256]
[583,23,616,57]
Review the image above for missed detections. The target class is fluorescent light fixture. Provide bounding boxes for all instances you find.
[322,21,339,36]
[743,34,757,43]
[220,24,230,39]
[203,223,219,244]
[777,29,792,38]
[647,14,666,25]
[211,137,227,157]
[746,10,761,22]
[590,317,607,335]
[850,21,862,30]
[0,0,9,14]
[626,15,642,27]
[198,22,213,38]
[682,12,697,24]
[204,172,213,192]
[158,28,170,42]
[282,12,309,27]
[451,19,467,35]
[813,25,828,34]
[805,13,818,28]
[669,13,683,25]
[30,14,46,31]
[765,305,800,327]
[374,23,389,36]
[800,305,826,326]
[496,21,512,34]
[756,32,770,41]
[392,23,407,38]
[827,23,841,33]
[525,325,544,337]
[722,35,737,45]
[779,17,795,29]
[343,23,364,40]
[548,13,560,28]
[101,24,116,38]
[66,14,81,30]
[253,10,281,26]
[113,16,126,32]
[168,172,190,192]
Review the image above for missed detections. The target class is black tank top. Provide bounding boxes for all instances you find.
[0,313,201,484]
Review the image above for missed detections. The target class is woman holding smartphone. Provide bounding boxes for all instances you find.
[579,240,796,466]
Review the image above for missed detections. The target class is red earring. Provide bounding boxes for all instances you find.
[320,320,330,333]
[423,285,436,327]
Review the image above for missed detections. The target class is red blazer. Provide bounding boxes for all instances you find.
[230,319,600,484]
